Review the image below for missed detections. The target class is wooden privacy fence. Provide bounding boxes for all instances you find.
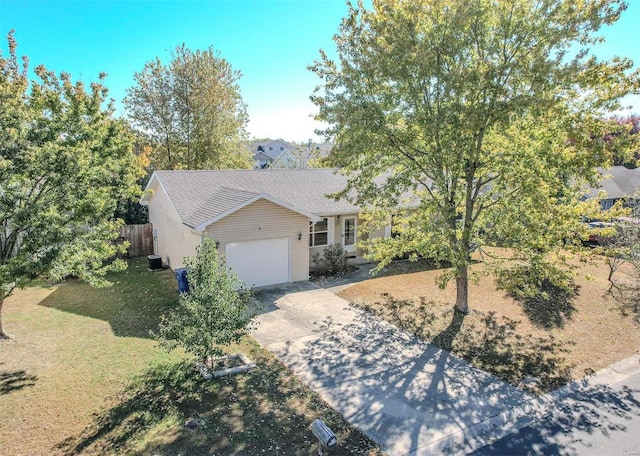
[119,223,154,258]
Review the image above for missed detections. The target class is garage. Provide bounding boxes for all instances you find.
[225,238,290,288]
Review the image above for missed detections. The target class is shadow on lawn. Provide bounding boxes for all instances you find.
[512,280,580,330]
[0,366,37,395]
[55,355,380,456]
[608,282,640,324]
[38,259,178,339]
[54,360,203,455]
[361,294,573,393]
[495,264,580,330]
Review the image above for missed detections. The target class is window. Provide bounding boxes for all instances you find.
[280,146,284,150]
[269,146,273,150]
[309,218,328,247]
[601,199,615,210]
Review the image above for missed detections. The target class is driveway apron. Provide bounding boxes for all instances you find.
[250,282,534,455]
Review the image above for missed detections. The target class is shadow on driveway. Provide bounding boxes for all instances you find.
[251,284,534,455]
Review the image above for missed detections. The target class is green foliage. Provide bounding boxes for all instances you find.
[125,44,252,170]
[114,198,149,225]
[603,115,640,168]
[153,239,255,366]
[495,256,577,301]
[0,31,143,337]
[310,0,640,312]
[312,243,349,275]
[114,171,150,224]
[494,255,579,328]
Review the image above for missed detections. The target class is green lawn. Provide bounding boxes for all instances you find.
[1,258,380,455]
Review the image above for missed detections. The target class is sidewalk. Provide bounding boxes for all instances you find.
[424,352,640,455]
[466,354,640,455]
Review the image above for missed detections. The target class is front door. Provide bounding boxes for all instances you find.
[342,217,356,253]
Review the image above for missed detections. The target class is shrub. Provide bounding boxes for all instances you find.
[312,243,349,276]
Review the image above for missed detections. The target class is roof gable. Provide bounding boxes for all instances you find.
[193,192,321,231]
[251,139,296,159]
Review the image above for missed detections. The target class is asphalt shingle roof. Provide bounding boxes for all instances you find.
[586,166,640,200]
[151,168,361,228]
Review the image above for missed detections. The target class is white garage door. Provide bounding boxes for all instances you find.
[225,238,290,287]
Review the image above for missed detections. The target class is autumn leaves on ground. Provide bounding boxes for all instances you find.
[339,252,640,394]
[0,259,380,456]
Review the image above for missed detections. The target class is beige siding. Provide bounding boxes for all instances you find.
[309,214,391,268]
[147,184,202,270]
[205,199,310,282]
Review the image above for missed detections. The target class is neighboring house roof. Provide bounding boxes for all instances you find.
[250,140,334,169]
[586,166,640,200]
[253,151,273,162]
[250,139,295,160]
[142,169,362,229]
[314,142,333,157]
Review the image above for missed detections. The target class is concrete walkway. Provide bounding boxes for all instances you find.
[250,280,536,455]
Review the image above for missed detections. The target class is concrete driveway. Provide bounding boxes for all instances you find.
[250,281,535,455]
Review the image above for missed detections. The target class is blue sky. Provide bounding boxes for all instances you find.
[1,0,638,143]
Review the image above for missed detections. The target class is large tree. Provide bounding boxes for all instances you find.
[125,44,252,170]
[0,31,143,338]
[311,0,639,313]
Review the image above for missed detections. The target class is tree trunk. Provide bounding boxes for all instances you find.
[454,265,469,314]
[0,297,11,339]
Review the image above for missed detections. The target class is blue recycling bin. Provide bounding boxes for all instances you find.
[175,268,189,293]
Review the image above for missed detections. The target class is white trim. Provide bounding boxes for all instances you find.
[139,173,182,225]
[138,174,156,206]
[310,217,332,247]
[139,171,159,205]
[341,216,357,253]
[194,193,321,231]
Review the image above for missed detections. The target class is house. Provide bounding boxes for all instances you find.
[585,166,640,209]
[251,139,299,169]
[251,139,333,169]
[140,168,389,288]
